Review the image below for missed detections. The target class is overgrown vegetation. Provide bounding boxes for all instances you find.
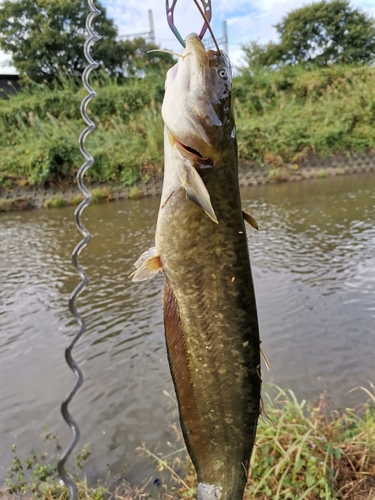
[42,187,113,208]
[1,386,374,499]
[245,385,375,499]
[0,73,165,189]
[1,64,375,190]
[2,428,101,499]
[147,385,375,500]
[0,197,32,211]
[234,64,375,166]
[1,0,375,191]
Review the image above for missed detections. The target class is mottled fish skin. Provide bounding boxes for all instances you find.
[132,34,261,500]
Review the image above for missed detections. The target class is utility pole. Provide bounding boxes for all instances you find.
[222,20,228,54]
[148,9,155,44]
[203,20,228,54]
[118,9,155,44]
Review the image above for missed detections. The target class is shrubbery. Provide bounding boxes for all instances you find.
[0,74,165,188]
[1,65,375,189]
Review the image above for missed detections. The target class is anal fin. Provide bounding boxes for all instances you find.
[163,282,210,472]
[130,247,162,282]
[179,161,218,224]
[242,210,259,230]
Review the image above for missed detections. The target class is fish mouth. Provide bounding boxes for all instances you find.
[168,129,213,166]
[176,138,204,159]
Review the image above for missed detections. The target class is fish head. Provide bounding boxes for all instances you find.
[162,33,234,164]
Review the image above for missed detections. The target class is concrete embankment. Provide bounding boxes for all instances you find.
[1,152,375,211]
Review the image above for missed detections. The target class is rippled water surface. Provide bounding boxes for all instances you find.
[1,174,374,482]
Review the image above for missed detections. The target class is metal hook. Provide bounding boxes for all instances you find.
[166,0,212,47]
[198,0,212,40]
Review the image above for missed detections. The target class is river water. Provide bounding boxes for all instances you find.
[1,174,374,484]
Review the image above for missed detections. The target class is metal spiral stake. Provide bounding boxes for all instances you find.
[57,1,100,498]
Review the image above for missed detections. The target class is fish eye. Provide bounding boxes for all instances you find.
[217,68,228,80]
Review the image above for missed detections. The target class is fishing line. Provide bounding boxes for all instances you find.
[57,0,100,497]
[191,0,221,54]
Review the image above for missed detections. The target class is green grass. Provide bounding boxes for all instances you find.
[148,385,375,500]
[128,186,146,199]
[43,195,66,208]
[3,386,373,500]
[234,64,375,166]
[317,170,328,179]
[1,65,375,190]
[0,74,164,190]
[244,385,375,499]
[40,187,113,209]
[90,187,113,203]
[0,197,32,212]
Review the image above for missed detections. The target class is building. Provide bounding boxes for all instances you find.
[0,74,21,98]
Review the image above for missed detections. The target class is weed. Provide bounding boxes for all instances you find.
[71,194,85,205]
[91,187,113,203]
[42,188,112,209]
[128,186,146,199]
[317,169,328,178]
[268,168,288,181]
[0,197,32,212]
[1,65,375,190]
[43,196,65,208]
[1,427,113,500]
[0,76,164,190]
[268,168,282,179]
[174,385,375,500]
[1,387,374,499]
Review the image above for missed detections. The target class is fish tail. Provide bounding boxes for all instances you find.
[197,482,222,500]
[197,479,247,500]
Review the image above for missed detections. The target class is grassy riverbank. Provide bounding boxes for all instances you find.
[1,385,374,499]
[1,65,375,190]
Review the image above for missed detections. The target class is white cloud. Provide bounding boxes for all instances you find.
[0,51,17,74]
[105,0,375,66]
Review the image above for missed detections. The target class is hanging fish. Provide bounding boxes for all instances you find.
[131,32,261,500]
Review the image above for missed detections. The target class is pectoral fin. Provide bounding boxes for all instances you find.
[242,210,258,230]
[130,247,162,281]
[179,162,218,224]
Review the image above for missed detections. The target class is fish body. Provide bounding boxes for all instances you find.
[132,34,261,500]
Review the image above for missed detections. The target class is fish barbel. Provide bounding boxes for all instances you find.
[132,33,261,500]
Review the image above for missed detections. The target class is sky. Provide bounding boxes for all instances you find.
[1,0,375,74]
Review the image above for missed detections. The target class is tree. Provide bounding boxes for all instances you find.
[0,0,175,82]
[242,0,375,68]
[121,37,176,78]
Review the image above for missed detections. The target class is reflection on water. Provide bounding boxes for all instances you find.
[1,174,374,483]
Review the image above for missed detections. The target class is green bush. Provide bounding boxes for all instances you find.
[1,65,375,189]
[234,64,375,165]
[0,74,164,188]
